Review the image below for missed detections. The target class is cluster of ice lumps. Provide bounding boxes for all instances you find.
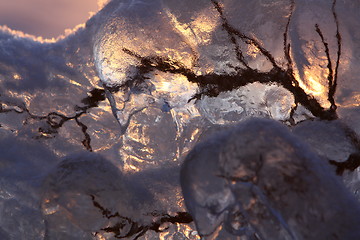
[1,0,360,239]
[93,0,298,132]
[92,0,360,172]
[181,118,360,239]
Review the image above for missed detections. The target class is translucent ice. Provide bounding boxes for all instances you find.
[181,118,360,239]
[40,153,196,239]
[0,0,360,239]
[41,153,134,239]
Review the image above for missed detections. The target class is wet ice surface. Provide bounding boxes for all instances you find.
[0,0,360,239]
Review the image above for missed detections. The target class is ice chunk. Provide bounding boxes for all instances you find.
[0,227,10,240]
[41,153,142,239]
[39,152,192,239]
[180,129,233,236]
[181,118,360,239]
[198,83,295,124]
[293,120,357,163]
[0,134,60,240]
[293,119,360,200]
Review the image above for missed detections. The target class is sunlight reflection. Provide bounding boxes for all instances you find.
[165,5,219,47]
[0,23,88,43]
[12,73,22,80]
[69,80,82,87]
[247,44,261,58]
[1,0,360,239]
[339,94,360,108]
[306,75,326,96]
[294,68,330,108]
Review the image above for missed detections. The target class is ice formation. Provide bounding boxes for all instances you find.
[0,0,360,239]
[181,118,360,239]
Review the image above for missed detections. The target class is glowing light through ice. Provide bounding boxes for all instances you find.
[1,0,360,239]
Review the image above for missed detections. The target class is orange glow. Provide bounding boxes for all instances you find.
[12,73,22,80]
[247,44,261,58]
[304,75,326,96]
[165,5,219,52]
[338,93,360,108]
[293,67,330,108]
[0,0,108,40]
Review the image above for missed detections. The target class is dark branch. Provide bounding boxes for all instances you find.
[90,195,193,239]
[330,0,341,111]
[329,153,360,175]
[75,118,92,151]
[117,1,341,121]
[284,0,295,76]
[315,24,335,108]
[0,88,106,151]
[211,0,280,70]
[229,33,251,70]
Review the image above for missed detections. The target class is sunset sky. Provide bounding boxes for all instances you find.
[0,0,107,38]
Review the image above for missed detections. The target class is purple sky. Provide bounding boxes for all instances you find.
[0,0,104,38]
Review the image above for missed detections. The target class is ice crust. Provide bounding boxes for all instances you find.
[0,0,360,239]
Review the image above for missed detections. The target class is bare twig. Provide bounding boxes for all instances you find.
[0,88,106,151]
[90,195,193,239]
[330,0,341,111]
[284,0,295,76]
[211,0,280,70]
[315,24,335,107]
